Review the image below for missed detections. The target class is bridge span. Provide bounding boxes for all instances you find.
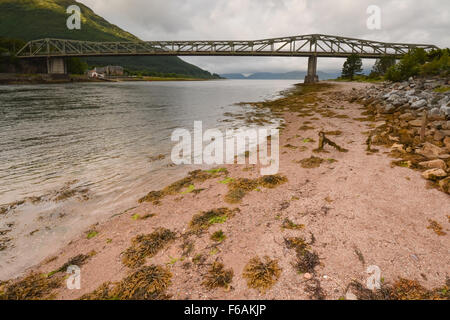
[16,34,438,83]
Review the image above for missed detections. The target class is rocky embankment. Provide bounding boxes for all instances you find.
[349,76,450,194]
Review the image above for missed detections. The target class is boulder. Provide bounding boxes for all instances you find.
[378,104,396,114]
[416,142,445,159]
[444,136,450,151]
[440,105,450,117]
[434,130,444,141]
[409,119,423,127]
[399,113,415,121]
[391,143,405,153]
[429,108,441,117]
[418,159,447,170]
[411,99,427,109]
[422,168,447,180]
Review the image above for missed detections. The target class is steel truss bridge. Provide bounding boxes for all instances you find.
[16,34,439,82]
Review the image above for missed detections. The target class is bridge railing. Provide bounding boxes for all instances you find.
[16,34,439,59]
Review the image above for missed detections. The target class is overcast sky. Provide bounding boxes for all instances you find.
[78,0,450,74]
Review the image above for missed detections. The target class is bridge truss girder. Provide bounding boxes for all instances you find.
[16,34,438,59]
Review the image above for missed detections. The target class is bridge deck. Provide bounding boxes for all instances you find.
[16,34,438,59]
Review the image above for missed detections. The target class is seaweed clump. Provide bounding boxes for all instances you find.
[281,219,305,230]
[80,265,172,300]
[285,237,320,274]
[298,156,324,168]
[139,169,228,204]
[122,228,177,268]
[347,278,449,300]
[427,219,447,236]
[0,273,62,300]
[202,261,234,290]
[225,175,287,203]
[189,208,239,234]
[242,256,281,293]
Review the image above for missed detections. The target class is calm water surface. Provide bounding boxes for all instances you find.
[0,79,298,279]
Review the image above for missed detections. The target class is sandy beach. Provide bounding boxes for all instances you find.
[1,81,449,300]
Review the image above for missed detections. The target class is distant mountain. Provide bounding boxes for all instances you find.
[220,73,248,79]
[0,0,217,78]
[221,70,340,80]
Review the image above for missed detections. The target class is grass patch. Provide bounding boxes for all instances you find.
[433,86,450,93]
[86,230,98,239]
[243,256,281,293]
[211,230,226,243]
[132,213,156,221]
[122,228,177,268]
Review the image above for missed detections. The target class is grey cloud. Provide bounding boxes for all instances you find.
[78,0,449,74]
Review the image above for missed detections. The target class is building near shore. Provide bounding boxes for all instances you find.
[95,65,124,76]
[87,69,104,78]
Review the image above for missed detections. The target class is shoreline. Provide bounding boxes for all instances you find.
[0,73,220,85]
[1,81,449,300]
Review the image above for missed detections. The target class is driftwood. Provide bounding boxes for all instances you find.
[420,110,428,142]
[316,131,348,153]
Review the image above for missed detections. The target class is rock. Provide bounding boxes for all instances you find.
[429,108,441,117]
[416,142,445,159]
[440,105,450,116]
[418,159,447,170]
[409,119,423,127]
[399,113,415,121]
[345,291,358,300]
[411,99,427,109]
[378,104,396,114]
[439,177,450,193]
[391,143,405,153]
[434,130,444,141]
[422,168,447,180]
[383,90,398,99]
[444,136,450,150]
[303,273,312,280]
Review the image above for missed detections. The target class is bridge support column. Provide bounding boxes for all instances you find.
[47,57,67,74]
[304,56,319,83]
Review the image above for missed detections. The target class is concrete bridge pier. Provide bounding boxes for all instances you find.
[47,57,67,74]
[304,55,319,83]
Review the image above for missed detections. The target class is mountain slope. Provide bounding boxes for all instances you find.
[0,0,216,77]
[221,71,340,80]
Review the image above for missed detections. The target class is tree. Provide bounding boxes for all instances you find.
[341,54,363,80]
[370,56,396,78]
[67,58,89,75]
